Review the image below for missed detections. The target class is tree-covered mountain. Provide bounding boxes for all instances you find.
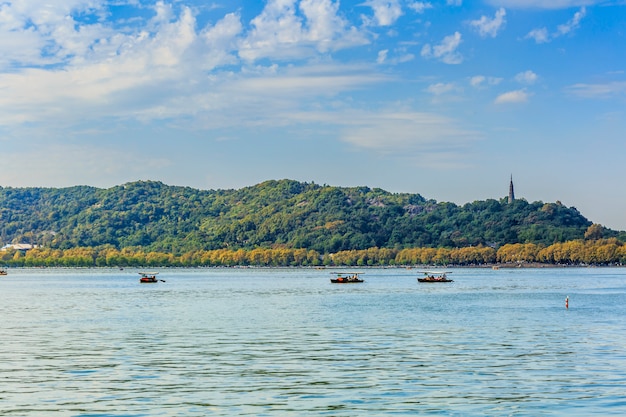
[0,179,621,254]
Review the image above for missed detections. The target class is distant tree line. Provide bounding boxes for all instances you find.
[1,179,624,257]
[3,237,626,267]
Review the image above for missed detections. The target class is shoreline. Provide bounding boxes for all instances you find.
[1,262,623,270]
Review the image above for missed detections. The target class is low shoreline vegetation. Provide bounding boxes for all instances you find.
[2,238,626,267]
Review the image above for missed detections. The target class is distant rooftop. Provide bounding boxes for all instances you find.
[1,243,38,251]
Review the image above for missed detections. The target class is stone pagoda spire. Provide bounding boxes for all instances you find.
[508,175,515,204]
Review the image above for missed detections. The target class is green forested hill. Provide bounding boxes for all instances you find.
[0,179,619,254]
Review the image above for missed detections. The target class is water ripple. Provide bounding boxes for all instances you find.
[1,268,626,415]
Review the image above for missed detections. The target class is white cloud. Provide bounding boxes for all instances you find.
[239,0,368,61]
[470,75,485,87]
[162,62,391,133]
[408,2,433,14]
[469,8,506,38]
[515,70,538,85]
[0,1,111,68]
[426,82,456,95]
[227,64,387,98]
[470,75,502,87]
[150,6,197,67]
[421,32,463,64]
[300,0,353,48]
[484,0,597,9]
[0,0,380,135]
[377,47,414,64]
[363,0,403,26]
[525,27,549,44]
[0,5,215,126]
[525,7,586,43]
[566,81,626,99]
[494,89,530,104]
[393,52,415,64]
[200,13,243,69]
[557,6,586,35]
[377,49,388,63]
[237,1,306,61]
[336,110,479,154]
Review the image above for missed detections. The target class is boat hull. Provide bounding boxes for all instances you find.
[331,278,363,283]
[418,278,453,283]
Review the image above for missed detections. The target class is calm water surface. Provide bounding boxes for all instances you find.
[1,267,626,416]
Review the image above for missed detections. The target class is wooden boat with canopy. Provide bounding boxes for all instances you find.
[418,271,453,283]
[139,272,160,283]
[331,272,364,283]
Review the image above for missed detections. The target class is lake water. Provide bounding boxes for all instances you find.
[1,267,626,416]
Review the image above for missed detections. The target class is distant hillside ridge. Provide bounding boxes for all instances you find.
[0,179,621,254]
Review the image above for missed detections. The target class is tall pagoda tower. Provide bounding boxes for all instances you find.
[508,175,515,204]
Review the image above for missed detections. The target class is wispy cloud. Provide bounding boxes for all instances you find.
[421,32,463,64]
[225,64,388,98]
[485,1,596,9]
[377,47,414,64]
[470,75,503,87]
[494,89,530,104]
[377,49,389,64]
[336,110,480,154]
[525,28,549,44]
[525,7,587,43]
[566,81,626,99]
[408,2,434,14]
[469,8,506,38]
[556,7,587,35]
[426,82,457,95]
[515,70,538,85]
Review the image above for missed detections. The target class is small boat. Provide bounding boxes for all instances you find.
[139,272,159,283]
[0,269,7,276]
[418,271,453,283]
[331,272,364,283]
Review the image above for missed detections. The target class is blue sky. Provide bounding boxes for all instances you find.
[1,0,626,230]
